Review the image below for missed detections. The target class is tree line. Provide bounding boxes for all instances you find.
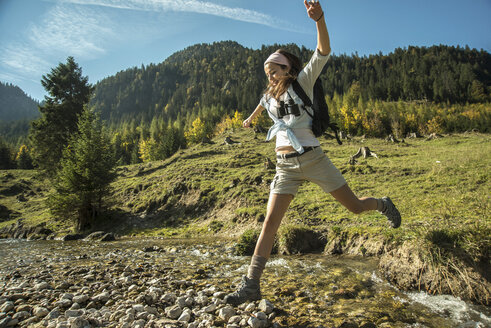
[1,42,490,170]
[90,41,490,126]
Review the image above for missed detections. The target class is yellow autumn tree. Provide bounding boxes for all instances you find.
[252,110,271,130]
[185,117,208,144]
[16,144,33,169]
[230,110,244,130]
[138,138,157,162]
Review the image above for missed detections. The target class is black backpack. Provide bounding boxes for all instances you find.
[292,79,342,145]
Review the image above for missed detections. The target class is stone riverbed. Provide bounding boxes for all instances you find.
[0,238,489,328]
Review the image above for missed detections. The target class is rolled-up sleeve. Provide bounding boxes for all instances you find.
[297,49,331,99]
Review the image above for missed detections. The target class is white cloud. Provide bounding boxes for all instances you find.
[0,4,115,78]
[1,44,51,75]
[0,0,302,82]
[30,5,114,58]
[56,0,290,30]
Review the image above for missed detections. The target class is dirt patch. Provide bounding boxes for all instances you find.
[325,232,387,256]
[206,198,257,237]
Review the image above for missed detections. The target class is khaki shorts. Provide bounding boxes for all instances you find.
[270,147,346,196]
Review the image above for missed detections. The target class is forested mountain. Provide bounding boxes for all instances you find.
[0,83,40,146]
[0,82,39,121]
[91,41,490,125]
[1,42,490,169]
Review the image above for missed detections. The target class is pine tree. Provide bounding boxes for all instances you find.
[16,145,34,169]
[29,57,94,176]
[0,137,15,169]
[49,108,116,232]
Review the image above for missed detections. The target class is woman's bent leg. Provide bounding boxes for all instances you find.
[330,183,378,214]
[330,183,401,228]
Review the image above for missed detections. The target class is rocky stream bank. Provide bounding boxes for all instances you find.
[1,237,490,328]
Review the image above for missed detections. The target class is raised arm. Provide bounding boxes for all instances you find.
[304,0,331,56]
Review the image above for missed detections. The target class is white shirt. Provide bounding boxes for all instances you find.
[260,49,331,150]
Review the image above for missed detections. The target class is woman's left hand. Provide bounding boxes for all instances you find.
[243,118,252,128]
[304,0,323,22]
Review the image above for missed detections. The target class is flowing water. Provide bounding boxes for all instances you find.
[0,238,489,327]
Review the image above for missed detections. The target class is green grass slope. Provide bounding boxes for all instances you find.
[0,130,489,303]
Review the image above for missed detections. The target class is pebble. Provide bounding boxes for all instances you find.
[248,316,262,328]
[255,311,267,320]
[12,311,30,321]
[72,295,89,304]
[219,306,236,322]
[0,246,280,328]
[203,303,217,313]
[0,302,13,313]
[34,282,50,291]
[258,299,274,314]
[228,315,242,324]
[91,292,110,303]
[177,310,191,322]
[245,303,256,312]
[165,305,182,319]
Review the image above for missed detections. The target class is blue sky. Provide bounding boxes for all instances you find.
[1,0,490,101]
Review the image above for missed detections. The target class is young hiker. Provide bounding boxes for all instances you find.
[224,0,401,306]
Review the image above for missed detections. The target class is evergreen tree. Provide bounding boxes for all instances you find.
[0,137,15,169]
[49,108,116,232]
[30,57,94,176]
[16,145,34,169]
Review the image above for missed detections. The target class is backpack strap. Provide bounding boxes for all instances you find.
[292,79,343,145]
[292,80,312,108]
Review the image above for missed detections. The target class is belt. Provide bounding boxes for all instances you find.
[276,146,318,160]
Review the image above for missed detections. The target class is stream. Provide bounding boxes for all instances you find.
[0,238,489,328]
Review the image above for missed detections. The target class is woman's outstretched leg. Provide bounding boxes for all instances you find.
[225,193,293,305]
[330,184,401,228]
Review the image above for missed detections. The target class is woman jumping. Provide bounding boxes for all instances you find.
[224,0,401,306]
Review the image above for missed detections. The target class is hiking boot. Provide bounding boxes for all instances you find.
[380,197,401,228]
[224,276,261,306]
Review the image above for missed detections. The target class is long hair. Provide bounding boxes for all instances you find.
[264,49,302,101]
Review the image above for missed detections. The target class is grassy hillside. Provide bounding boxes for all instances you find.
[0,131,489,303]
[111,130,489,241]
[1,131,489,240]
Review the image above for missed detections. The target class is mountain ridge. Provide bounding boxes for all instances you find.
[90,41,490,124]
[0,82,39,122]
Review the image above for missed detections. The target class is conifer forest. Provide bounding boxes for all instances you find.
[1,41,490,169]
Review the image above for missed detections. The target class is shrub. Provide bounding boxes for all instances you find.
[278,224,326,254]
[234,229,260,256]
[208,220,224,233]
[185,117,210,144]
[234,228,279,256]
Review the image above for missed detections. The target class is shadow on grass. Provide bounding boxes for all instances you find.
[91,189,219,236]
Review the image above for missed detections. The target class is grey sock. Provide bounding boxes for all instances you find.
[247,255,267,281]
[377,198,386,212]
